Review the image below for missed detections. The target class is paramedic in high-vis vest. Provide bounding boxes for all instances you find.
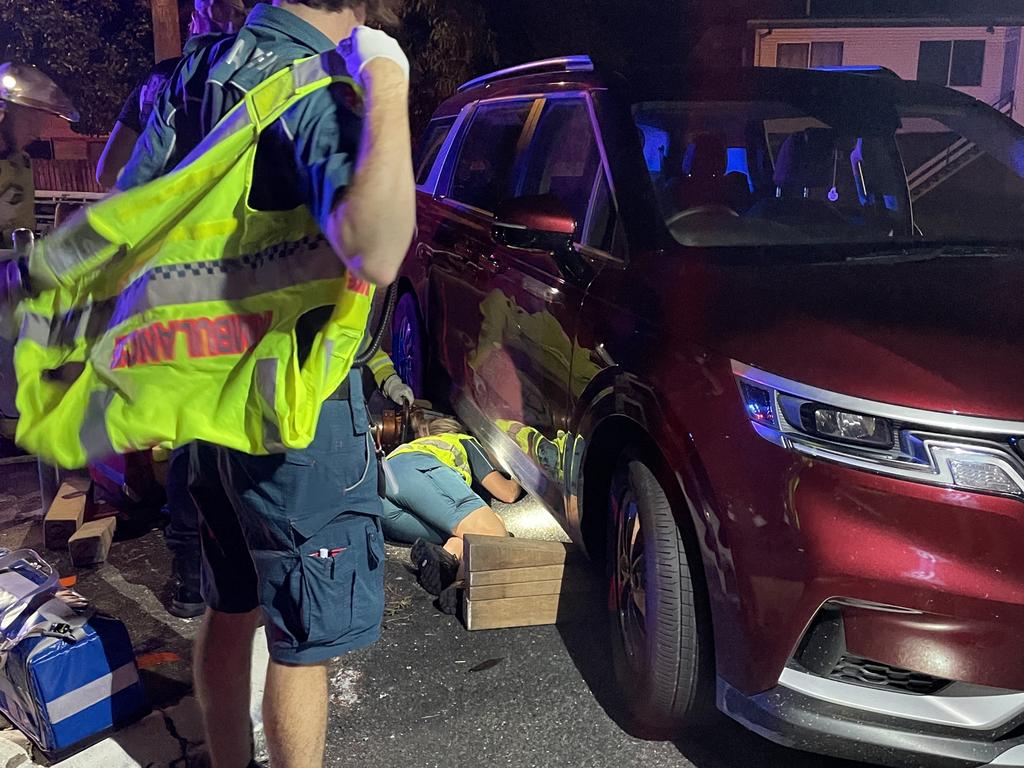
[114,3,413,767]
[0,64,78,419]
[0,64,79,249]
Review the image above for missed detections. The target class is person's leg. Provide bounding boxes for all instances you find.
[379,496,448,545]
[263,660,329,768]
[194,607,262,767]
[188,442,263,768]
[165,445,204,617]
[446,504,509,565]
[218,379,384,768]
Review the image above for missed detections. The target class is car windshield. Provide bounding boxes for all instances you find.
[634,93,1024,247]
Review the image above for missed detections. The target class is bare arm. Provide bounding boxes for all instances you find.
[324,60,415,287]
[481,471,523,505]
[96,122,139,189]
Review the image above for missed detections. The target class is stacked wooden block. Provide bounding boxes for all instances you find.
[42,477,117,567]
[462,534,600,630]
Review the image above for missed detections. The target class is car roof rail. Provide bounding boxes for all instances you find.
[457,56,595,93]
[812,65,900,78]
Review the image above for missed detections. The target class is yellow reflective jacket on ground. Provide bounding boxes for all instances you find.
[13,53,373,468]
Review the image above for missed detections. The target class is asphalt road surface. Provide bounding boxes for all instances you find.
[0,459,875,768]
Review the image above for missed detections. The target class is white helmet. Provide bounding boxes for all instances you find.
[0,63,80,123]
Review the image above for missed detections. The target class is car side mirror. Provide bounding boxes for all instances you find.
[492,194,577,252]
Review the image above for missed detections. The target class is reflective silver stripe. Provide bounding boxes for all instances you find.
[293,51,349,90]
[256,358,284,452]
[45,661,139,724]
[80,390,116,461]
[108,236,343,332]
[400,438,471,479]
[40,220,114,280]
[19,300,117,349]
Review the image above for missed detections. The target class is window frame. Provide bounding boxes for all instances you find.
[917,39,986,87]
[436,91,624,260]
[438,95,543,216]
[414,116,457,188]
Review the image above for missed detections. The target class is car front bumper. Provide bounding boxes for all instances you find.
[719,672,1024,768]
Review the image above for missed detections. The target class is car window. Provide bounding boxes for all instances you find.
[581,171,617,253]
[415,117,456,186]
[449,100,535,212]
[517,99,602,234]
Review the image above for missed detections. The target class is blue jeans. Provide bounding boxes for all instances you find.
[381,452,487,545]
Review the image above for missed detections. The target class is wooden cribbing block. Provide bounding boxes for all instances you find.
[463,592,593,631]
[462,534,583,572]
[43,478,91,551]
[68,517,117,567]
[467,563,590,588]
[468,578,600,601]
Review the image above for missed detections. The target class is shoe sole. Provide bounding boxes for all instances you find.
[169,600,206,619]
[437,584,460,615]
[411,540,455,596]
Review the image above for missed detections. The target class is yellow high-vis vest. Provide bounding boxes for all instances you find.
[13,53,373,468]
[389,434,475,487]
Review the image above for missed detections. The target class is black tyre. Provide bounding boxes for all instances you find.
[391,291,425,399]
[607,454,710,732]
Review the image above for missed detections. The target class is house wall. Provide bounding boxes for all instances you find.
[753,25,1018,111]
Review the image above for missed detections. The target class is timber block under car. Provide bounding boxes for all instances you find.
[462,534,599,630]
[68,517,117,567]
[43,478,91,551]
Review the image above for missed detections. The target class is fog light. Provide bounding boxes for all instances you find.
[805,405,893,447]
[740,382,777,427]
[947,458,1023,496]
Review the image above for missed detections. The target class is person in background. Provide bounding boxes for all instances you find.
[96,0,246,619]
[95,0,246,188]
[0,63,78,248]
[383,412,522,613]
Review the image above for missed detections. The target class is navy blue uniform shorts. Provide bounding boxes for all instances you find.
[187,372,384,665]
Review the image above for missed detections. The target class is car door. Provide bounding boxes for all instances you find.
[471,95,619,509]
[424,98,540,409]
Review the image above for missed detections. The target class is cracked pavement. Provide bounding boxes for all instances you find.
[0,460,875,767]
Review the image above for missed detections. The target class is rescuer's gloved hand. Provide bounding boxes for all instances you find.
[337,26,410,87]
[382,373,414,406]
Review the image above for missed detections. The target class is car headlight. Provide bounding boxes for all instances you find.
[733,361,1024,499]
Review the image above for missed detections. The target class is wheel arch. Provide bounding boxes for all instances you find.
[572,371,720,669]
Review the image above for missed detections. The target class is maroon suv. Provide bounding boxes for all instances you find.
[394,56,1024,766]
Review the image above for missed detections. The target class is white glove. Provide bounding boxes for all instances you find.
[337,26,410,88]
[382,374,414,406]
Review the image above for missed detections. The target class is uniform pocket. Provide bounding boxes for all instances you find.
[288,514,383,648]
[298,548,356,646]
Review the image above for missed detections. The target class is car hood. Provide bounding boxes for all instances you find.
[670,248,1024,421]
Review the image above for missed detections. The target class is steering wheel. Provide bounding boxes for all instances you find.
[666,204,739,228]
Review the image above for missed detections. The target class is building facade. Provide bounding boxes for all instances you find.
[749,16,1024,122]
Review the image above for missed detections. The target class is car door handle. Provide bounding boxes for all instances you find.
[477,254,506,275]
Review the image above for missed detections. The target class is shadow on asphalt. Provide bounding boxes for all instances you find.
[556,589,872,768]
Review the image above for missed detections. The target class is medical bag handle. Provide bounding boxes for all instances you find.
[0,549,60,644]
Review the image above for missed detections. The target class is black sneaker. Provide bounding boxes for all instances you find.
[437,582,461,616]
[410,539,459,596]
[169,586,205,619]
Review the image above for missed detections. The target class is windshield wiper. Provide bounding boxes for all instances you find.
[845,244,1017,264]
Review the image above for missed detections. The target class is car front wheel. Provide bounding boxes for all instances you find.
[607,454,710,733]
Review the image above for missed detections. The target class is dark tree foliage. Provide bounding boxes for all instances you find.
[398,0,497,135]
[0,0,155,135]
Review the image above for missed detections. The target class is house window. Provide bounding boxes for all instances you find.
[917,40,986,87]
[810,42,844,68]
[776,42,844,69]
